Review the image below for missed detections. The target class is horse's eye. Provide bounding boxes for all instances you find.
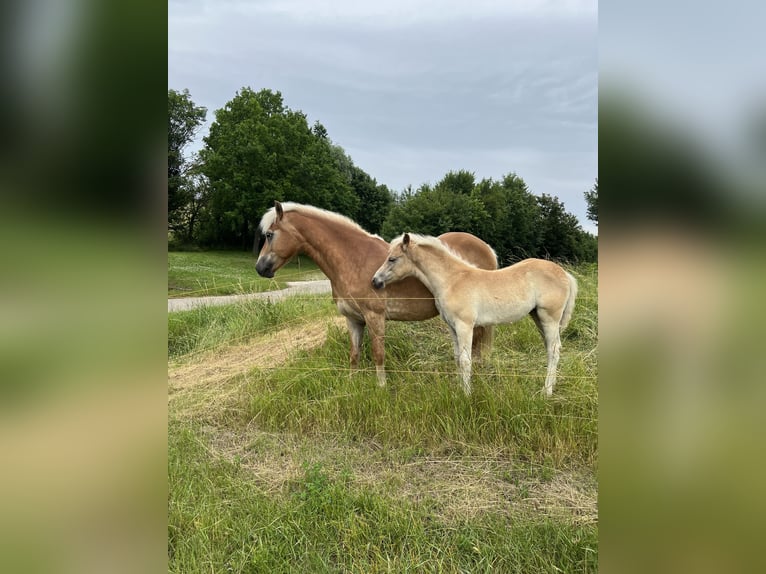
[265,231,274,241]
[388,257,397,263]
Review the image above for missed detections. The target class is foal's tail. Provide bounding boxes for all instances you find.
[559,272,578,332]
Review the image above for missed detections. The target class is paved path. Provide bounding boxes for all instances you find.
[168,280,332,312]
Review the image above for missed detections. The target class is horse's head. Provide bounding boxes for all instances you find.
[255,201,302,278]
[371,233,416,289]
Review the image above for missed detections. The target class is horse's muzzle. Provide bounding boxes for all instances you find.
[255,259,274,278]
[371,276,384,290]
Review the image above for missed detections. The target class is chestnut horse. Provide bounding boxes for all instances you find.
[372,233,577,396]
[255,202,497,386]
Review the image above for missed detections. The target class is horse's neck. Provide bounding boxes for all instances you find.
[411,247,466,295]
[296,217,377,286]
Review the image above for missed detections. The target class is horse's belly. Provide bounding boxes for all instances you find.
[475,299,530,326]
[335,294,437,322]
[385,297,438,321]
[336,298,364,321]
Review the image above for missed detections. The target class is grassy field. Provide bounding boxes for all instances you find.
[168,257,598,572]
[168,251,324,297]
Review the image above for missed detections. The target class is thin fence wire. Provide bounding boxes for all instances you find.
[168,264,598,395]
[169,286,598,365]
[169,312,597,395]
[170,289,599,303]
[242,365,597,380]
[169,266,598,299]
[169,309,597,366]
[168,267,325,298]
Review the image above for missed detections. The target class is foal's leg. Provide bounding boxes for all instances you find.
[472,325,494,362]
[345,317,365,371]
[535,308,562,396]
[453,321,475,396]
[446,322,460,364]
[365,313,387,387]
[529,309,544,339]
[472,326,483,360]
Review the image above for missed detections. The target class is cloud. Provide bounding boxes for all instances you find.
[196,0,598,26]
[169,0,597,227]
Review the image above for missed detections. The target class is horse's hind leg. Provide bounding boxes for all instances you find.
[472,325,494,361]
[346,317,365,371]
[454,321,475,396]
[529,308,544,338]
[534,308,562,397]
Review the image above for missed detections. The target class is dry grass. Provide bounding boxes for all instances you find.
[168,316,346,418]
[202,423,597,528]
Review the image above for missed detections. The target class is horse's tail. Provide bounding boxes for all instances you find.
[559,271,578,332]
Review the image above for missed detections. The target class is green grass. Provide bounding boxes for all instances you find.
[168,264,598,572]
[169,424,597,573]
[167,295,336,359]
[168,251,324,297]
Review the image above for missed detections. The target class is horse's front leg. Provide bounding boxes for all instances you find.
[365,313,387,387]
[453,321,475,396]
[445,321,460,364]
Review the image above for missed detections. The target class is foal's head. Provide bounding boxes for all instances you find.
[371,233,417,289]
[255,201,302,278]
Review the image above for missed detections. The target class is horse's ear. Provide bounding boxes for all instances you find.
[402,233,410,250]
[275,201,284,222]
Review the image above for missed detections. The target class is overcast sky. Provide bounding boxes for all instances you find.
[169,0,598,233]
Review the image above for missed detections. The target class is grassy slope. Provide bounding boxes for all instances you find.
[168,262,598,573]
[168,251,324,297]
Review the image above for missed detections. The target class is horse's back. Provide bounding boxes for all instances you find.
[507,259,574,313]
[502,258,568,288]
[438,232,498,270]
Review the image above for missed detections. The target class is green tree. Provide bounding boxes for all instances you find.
[381,176,487,240]
[379,169,596,263]
[575,228,598,262]
[472,173,542,264]
[584,178,598,225]
[350,167,393,234]
[312,121,329,140]
[536,194,585,261]
[168,89,206,235]
[435,169,476,195]
[177,165,210,245]
[198,88,357,249]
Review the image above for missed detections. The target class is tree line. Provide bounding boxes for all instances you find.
[169,87,597,264]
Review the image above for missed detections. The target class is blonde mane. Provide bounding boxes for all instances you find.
[396,233,478,268]
[259,202,382,240]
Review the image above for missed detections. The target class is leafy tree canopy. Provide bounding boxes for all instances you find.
[584,178,598,225]
[382,172,596,263]
[197,87,358,249]
[168,89,206,232]
[168,86,596,262]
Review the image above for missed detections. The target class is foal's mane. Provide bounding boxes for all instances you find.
[397,233,478,268]
[259,202,381,240]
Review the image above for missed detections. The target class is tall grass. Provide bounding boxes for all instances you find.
[169,423,597,573]
[168,296,336,360]
[242,317,596,467]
